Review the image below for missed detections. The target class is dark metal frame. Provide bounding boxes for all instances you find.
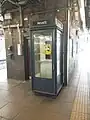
[30,25,63,95]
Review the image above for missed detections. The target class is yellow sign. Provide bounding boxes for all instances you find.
[44,44,51,55]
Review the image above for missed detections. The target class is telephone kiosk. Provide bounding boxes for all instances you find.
[30,16,64,95]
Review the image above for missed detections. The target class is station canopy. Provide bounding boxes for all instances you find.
[0,0,41,14]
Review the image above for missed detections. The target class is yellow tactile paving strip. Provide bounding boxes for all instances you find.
[70,72,89,120]
[70,112,88,120]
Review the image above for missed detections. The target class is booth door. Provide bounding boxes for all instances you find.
[56,30,63,91]
[32,30,55,93]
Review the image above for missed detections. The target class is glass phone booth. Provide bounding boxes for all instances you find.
[30,17,63,95]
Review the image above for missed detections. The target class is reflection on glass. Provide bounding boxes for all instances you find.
[57,30,61,76]
[33,30,52,79]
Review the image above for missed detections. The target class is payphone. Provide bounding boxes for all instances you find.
[30,16,63,95]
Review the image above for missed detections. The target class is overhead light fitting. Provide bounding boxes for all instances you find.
[24,17,28,21]
[57,9,60,12]
[69,7,72,10]
[74,3,77,6]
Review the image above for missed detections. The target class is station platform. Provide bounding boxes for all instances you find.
[0,45,90,120]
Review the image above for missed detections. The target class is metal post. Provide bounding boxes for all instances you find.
[24,37,29,80]
[63,0,69,86]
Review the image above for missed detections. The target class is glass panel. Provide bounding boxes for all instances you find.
[57,30,61,76]
[33,30,52,79]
